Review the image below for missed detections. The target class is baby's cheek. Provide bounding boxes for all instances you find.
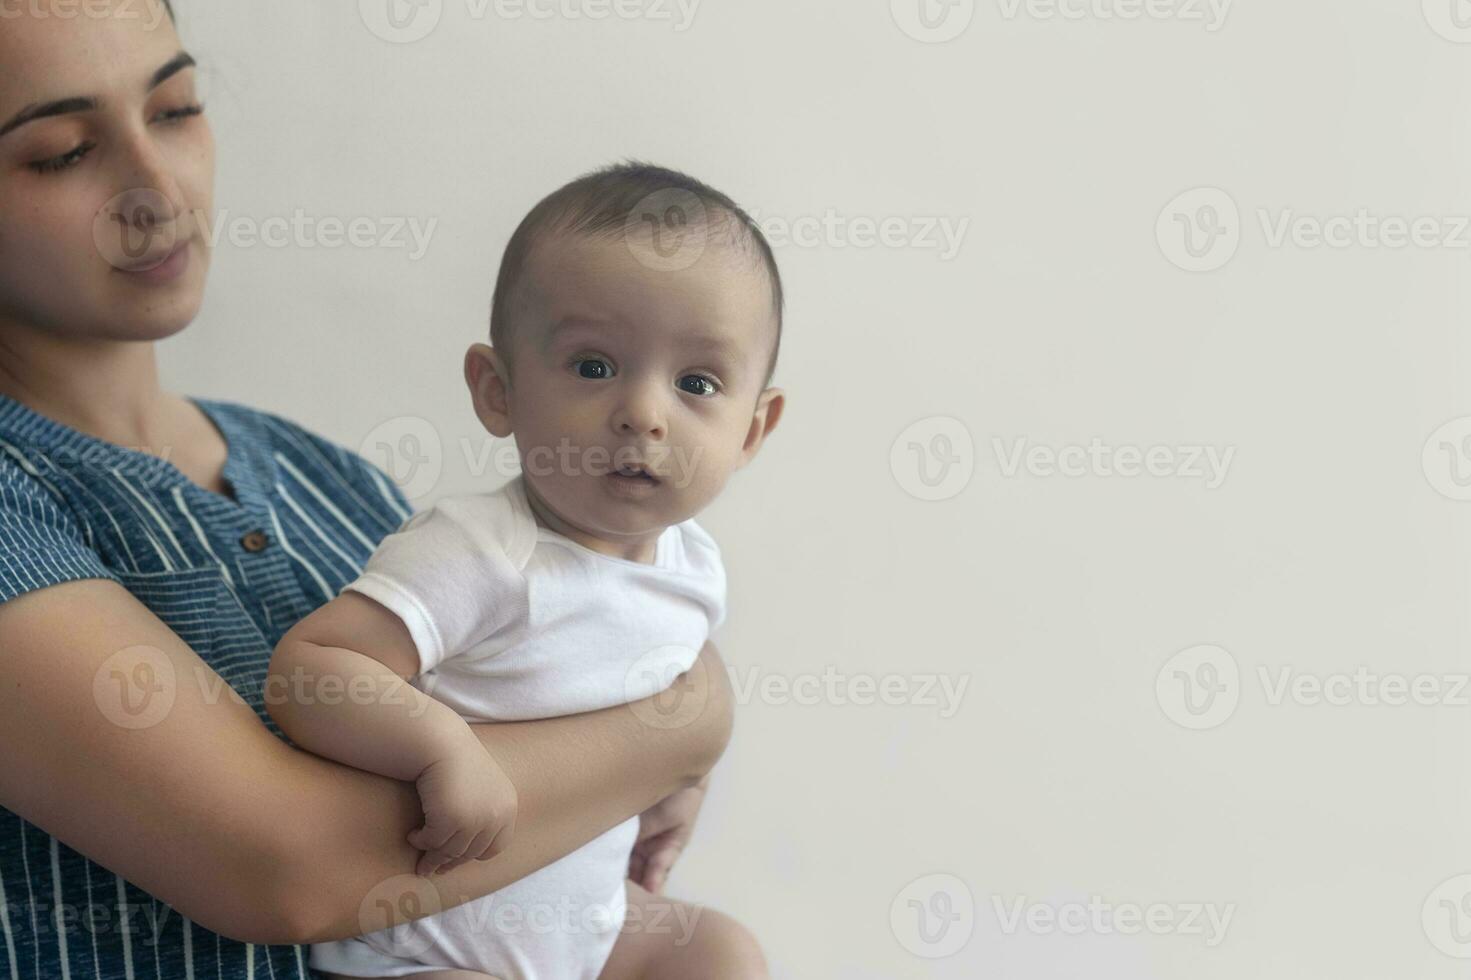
[680,444,736,499]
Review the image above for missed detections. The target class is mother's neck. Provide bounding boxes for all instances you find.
[0,329,175,450]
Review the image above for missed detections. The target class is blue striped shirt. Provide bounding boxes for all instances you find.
[0,393,413,979]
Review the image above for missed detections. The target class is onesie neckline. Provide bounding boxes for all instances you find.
[507,474,678,571]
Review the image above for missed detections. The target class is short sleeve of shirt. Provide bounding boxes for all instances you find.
[342,492,534,675]
[0,468,118,604]
[677,518,727,633]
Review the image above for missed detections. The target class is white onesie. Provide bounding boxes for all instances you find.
[308,473,725,980]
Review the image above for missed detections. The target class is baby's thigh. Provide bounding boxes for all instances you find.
[598,881,768,980]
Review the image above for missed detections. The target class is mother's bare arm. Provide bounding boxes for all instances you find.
[0,579,733,947]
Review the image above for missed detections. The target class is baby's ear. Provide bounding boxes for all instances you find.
[464,343,514,438]
[738,387,786,468]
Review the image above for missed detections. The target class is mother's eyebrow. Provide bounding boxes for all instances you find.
[149,51,196,89]
[0,51,195,140]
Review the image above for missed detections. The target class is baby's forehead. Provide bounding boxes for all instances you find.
[521,229,775,331]
[528,218,761,277]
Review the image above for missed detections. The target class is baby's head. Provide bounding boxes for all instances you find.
[465,162,786,550]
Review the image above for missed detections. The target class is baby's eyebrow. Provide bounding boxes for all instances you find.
[680,334,746,365]
[542,315,612,345]
[542,315,747,369]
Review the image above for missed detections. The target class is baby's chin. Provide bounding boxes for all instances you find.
[579,496,675,538]
[529,475,671,534]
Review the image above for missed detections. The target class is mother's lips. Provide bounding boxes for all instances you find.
[113,236,190,273]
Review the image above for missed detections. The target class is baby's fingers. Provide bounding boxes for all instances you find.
[415,829,472,877]
[640,844,679,895]
[406,821,454,854]
[435,829,496,875]
[463,828,496,863]
[628,849,647,884]
[414,852,440,878]
[480,820,514,861]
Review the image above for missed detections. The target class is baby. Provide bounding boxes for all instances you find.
[266,162,785,980]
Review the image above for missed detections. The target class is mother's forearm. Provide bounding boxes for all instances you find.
[279,640,732,945]
[471,639,733,873]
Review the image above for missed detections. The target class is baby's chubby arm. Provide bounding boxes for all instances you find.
[267,591,515,877]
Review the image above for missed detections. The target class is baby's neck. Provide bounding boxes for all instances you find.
[521,482,663,564]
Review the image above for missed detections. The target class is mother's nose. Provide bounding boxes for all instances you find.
[104,129,191,231]
[92,135,192,268]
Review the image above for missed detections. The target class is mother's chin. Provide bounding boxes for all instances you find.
[71,237,212,343]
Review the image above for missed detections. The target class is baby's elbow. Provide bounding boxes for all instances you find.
[263,639,309,734]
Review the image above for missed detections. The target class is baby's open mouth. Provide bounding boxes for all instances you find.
[610,464,660,484]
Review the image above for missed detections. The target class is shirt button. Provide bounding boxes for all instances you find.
[240,530,270,553]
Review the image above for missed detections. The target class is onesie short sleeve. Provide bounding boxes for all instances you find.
[674,517,728,632]
[342,489,537,675]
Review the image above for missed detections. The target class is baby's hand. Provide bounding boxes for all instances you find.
[407,741,518,877]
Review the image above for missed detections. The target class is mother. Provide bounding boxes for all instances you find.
[0,3,736,977]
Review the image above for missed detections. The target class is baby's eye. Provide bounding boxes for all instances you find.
[678,375,718,397]
[573,358,614,380]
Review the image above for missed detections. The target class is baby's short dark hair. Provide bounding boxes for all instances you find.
[489,161,783,389]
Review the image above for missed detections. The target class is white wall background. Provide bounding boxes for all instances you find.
[161,1,1471,976]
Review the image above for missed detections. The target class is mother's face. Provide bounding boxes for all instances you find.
[0,0,214,343]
